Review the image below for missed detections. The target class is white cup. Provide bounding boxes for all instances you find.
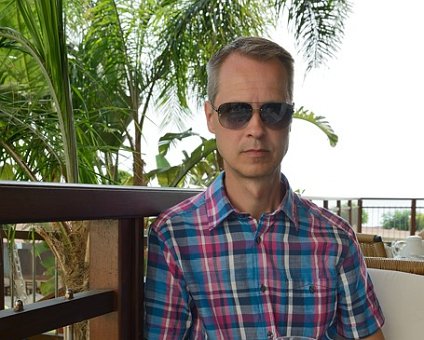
[393,235,424,257]
[405,235,424,256]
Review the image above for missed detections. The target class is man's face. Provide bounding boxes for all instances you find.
[205,53,291,182]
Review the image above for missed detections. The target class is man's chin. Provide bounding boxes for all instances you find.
[225,165,280,180]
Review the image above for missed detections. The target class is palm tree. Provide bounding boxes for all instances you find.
[0,1,351,338]
[1,0,350,185]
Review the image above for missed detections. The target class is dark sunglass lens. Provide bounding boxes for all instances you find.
[261,103,293,128]
[218,102,252,129]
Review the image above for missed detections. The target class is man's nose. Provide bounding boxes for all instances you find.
[245,109,265,137]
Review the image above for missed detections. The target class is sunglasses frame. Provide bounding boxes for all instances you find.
[210,101,294,130]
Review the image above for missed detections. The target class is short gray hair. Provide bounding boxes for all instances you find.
[206,36,294,104]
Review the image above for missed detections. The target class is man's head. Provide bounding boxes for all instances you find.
[206,36,294,104]
[204,37,294,182]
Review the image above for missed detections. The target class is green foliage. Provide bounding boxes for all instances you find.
[283,0,352,71]
[382,210,409,230]
[146,105,340,188]
[1,0,349,186]
[117,170,133,185]
[294,107,338,146]
[152,0,268,109]
[146,129,219,187]
[362,209,369,225]
[34,241,56,296]
[382,210,424,231]
[0,162,14,179]
[417,214,424,231]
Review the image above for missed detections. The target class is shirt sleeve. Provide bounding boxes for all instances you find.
[336,234,385,339]
[144,224,192,339]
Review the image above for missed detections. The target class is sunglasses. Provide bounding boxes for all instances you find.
[211,102,294,130]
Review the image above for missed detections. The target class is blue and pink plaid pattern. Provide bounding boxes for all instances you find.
[145,173,384,339]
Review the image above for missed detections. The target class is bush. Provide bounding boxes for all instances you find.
[416,214,424,231]
[382,210,424,231]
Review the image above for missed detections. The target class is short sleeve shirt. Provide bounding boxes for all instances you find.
[144,172,384,339]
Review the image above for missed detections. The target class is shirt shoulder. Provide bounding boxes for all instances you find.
[295,194,356,238]
[151,190,206,233]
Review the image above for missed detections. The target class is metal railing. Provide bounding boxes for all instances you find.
[310,197,424,241]
[1,228,53,310]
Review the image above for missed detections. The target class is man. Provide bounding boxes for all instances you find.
[145,37,385,339]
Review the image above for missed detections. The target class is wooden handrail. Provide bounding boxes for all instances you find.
[0,290,115,340]
[0,180,200,224]
[0,181,200,339]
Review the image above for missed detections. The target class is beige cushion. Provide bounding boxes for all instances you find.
[368,268,424,340]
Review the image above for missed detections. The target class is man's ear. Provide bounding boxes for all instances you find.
[204,101,216,134]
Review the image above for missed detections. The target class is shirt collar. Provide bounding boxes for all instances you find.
[278,173,300,229]
[204,172,299,231]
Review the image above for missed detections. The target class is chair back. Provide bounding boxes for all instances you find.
[356,233,387,257]
[368,268,424,340]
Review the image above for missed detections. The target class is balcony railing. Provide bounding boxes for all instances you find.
[1,181,423,339]
[311,197,424,240]
[0,181,199,339]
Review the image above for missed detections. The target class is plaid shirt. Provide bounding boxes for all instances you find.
[145,173,384,339]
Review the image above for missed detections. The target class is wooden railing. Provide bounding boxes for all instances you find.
[316,197,424,239]
[1,181,423,339]
[0,181,199,339]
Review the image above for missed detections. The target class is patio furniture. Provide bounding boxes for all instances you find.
[357,232,424,275]
[356,233,387,257]
[368,268,424,340]
[365,257,424,276]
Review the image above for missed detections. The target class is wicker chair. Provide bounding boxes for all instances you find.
[365,257,424,275]
[356,233,424,275]
[356,235,424,337]
[356,233,387,257]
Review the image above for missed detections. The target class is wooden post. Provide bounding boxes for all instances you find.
[337,200,342,216]
[88,220,119,339]
[411,199,417,236]
[118,218,144,339]
[0,226,4,310]
[357,199,363,233]
[323,200,328,209]
[88,218,144,339]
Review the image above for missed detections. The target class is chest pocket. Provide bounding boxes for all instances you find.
[285,278,337,335]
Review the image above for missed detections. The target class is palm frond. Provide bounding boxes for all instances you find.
[281,0,351,71]
[16,0,79,182]
[293,106,338,146]
[152,0,271,110]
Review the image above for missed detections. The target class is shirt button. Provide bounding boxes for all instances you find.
[309,285,316,293]
[267,330,273,338]
[256,236,261,244]
[260,284,267,292]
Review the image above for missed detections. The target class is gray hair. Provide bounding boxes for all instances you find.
[206,36,294,104]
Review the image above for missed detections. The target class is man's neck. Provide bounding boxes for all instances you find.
[224,171,284,220]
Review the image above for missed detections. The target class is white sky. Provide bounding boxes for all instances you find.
[142,0,424,198]
[281,0,424,198]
